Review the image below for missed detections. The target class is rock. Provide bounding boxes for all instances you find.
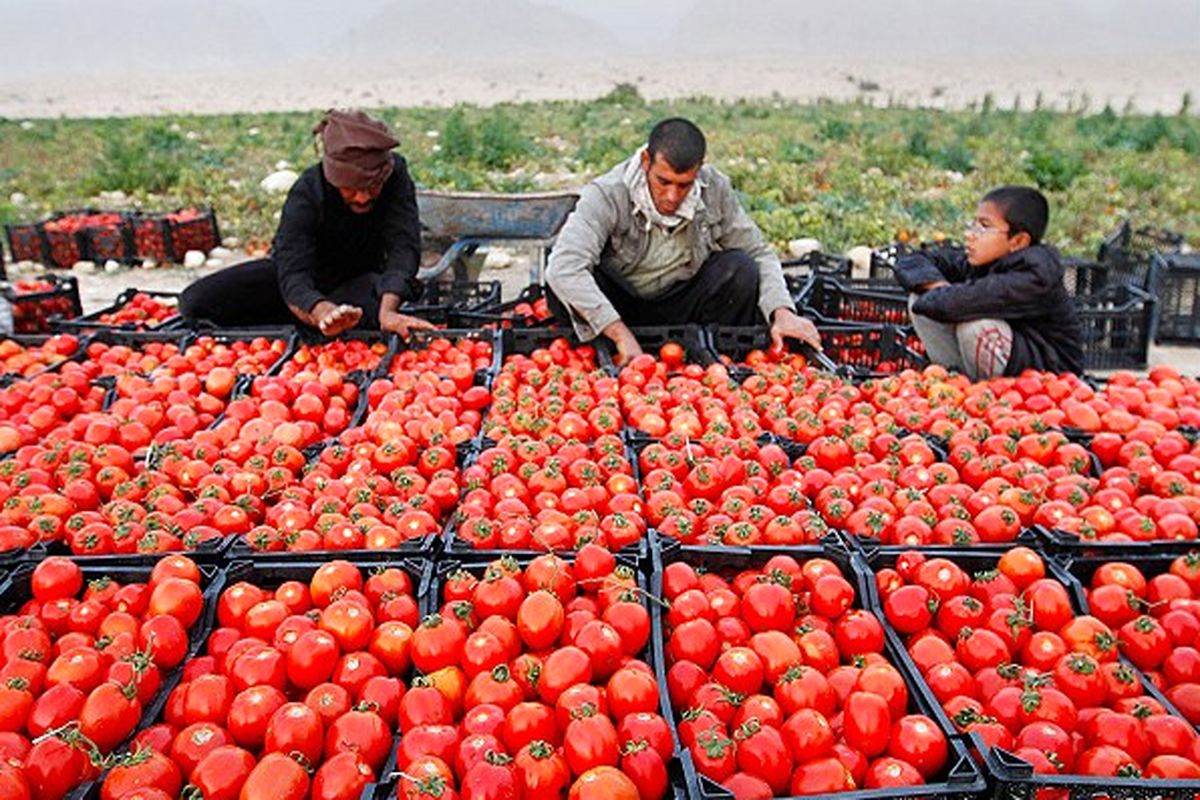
[103,260,122,273]
[425,130,439,138]
[847,246,874,279]
[222,237,241,249]
[205,258,224,268]
[19,121,33,130]
[141,259,159,270]
[183,250,206,269]
[274,159,292,171]
[209,247,233,260]
[260,169,298,194]
[12,260,35,273]
[945,170,964,184]
[72,260,96,273]
[99,190,127,203]
[248,127,260,136]
[483,249,514,270]
[787,238,823,258]
[9,192,26,205]
[185,131,200,141]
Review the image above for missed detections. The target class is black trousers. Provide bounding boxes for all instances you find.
[548,249,762,330]
[178,258,384,329]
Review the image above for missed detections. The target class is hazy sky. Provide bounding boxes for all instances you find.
[1,0,1197,79]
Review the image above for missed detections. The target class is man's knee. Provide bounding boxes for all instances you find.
[707,250,759,300]
[956,319,1012,379]
[178,283,210,320]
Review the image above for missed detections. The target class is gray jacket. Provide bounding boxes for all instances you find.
[546,153,796,340]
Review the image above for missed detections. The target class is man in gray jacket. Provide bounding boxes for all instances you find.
[546,118,821,364]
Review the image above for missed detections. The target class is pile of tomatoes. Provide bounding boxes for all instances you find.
[661,552,952,795]
[90,558,418,800]
[877,547,1200,781]
[7,280,81,334]
[0,335,80,379]
[452,434,646,551]
[95,294,180,329]
[402,547,670,800]
[0,555,207,799]
[1077,555,1200,725]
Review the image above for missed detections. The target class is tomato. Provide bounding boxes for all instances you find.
[515,740,570,798]
[311,751,375,800]
[563,713,620,775]
[239,752,311,800]
[80,680,141,753]
[325,708,391,772]
[842,691,891,757]
[188,745,256,800]
[31,557,83,603]
[568,766,640,800]
[99,749,181,800]
[888,715,948,778]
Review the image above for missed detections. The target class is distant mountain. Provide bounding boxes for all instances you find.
[673,0,1200,55]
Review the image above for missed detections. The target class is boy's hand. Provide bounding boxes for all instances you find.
[919,281,950,293]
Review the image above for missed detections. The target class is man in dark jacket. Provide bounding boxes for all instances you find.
[894,186,1083,378]
[180,109,434,338]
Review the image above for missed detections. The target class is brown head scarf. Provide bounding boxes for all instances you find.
[313,109,400,189]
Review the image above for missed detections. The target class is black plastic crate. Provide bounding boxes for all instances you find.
[500,325,614,367]
[4,274,84,333]
[705,323,841,372]
[1152,252,1200,343]
[82,215,136,265]
[4,220,47,264]
[451,283,555,328]
[180,326,300,377]
[1075,283,1156,371]
[40,209,103,269]
[383,327,501,385]
[1032,523,1200,558]
[165,206,221,258]
[805,273,912,326]
[869,240,965,280]
[408,279,502,312]
[55,288,182,333]
[859,546,1200,799]
[818,322,928,377]
[130,212,175,262]
[604,324,714,373]
[781,249,854,278]
[1098,219,1185,289]
[654,539,988,800]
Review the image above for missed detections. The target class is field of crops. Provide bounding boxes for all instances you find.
[1,87,1198,259]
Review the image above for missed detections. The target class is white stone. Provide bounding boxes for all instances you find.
[260,169,299,194]
[104,260,122,273]
[185,131,200,141]
[12,260,35,273]
[169,123,182,132]
[483,249,514,270]
[141,259,159,270]
[847,246,874,278]
[945,170,964,184]
[787,238,823,258]
[247,127,260,136]
[431,144,442,153]
[227,179,242,189]
[205,258,224,268]
[209,247,233,260]
[274,159,292,171]
[425,130,439,138]
[9,192,26,205]
[183,250,207,268]
[99,190,127,202]
[72,260,96,273]
[19,121,33,130]
[222,237,241,249]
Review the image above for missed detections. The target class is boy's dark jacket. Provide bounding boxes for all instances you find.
[894,244,1084,375]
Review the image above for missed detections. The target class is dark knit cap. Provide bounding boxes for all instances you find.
[313,109,400,189]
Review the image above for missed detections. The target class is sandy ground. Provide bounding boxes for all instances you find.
[3,52,1199,118]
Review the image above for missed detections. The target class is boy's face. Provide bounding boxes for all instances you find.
[965,201,1030,266]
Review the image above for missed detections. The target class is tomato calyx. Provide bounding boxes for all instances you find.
[733,716,763,741]
[484,749,513,767]
[695,729,735,757]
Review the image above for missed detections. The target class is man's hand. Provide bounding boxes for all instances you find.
[602,320,644,367]
[315,302,363,336]
[771,307,822,351]
[380,310,437,339]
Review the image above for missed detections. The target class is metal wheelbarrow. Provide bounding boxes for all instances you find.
[416,189,579,286]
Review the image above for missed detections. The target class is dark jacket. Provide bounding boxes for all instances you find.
[895,244,1084,375]
[273,154,422,313]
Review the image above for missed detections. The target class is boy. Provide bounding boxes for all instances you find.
[894,186,1083,378]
